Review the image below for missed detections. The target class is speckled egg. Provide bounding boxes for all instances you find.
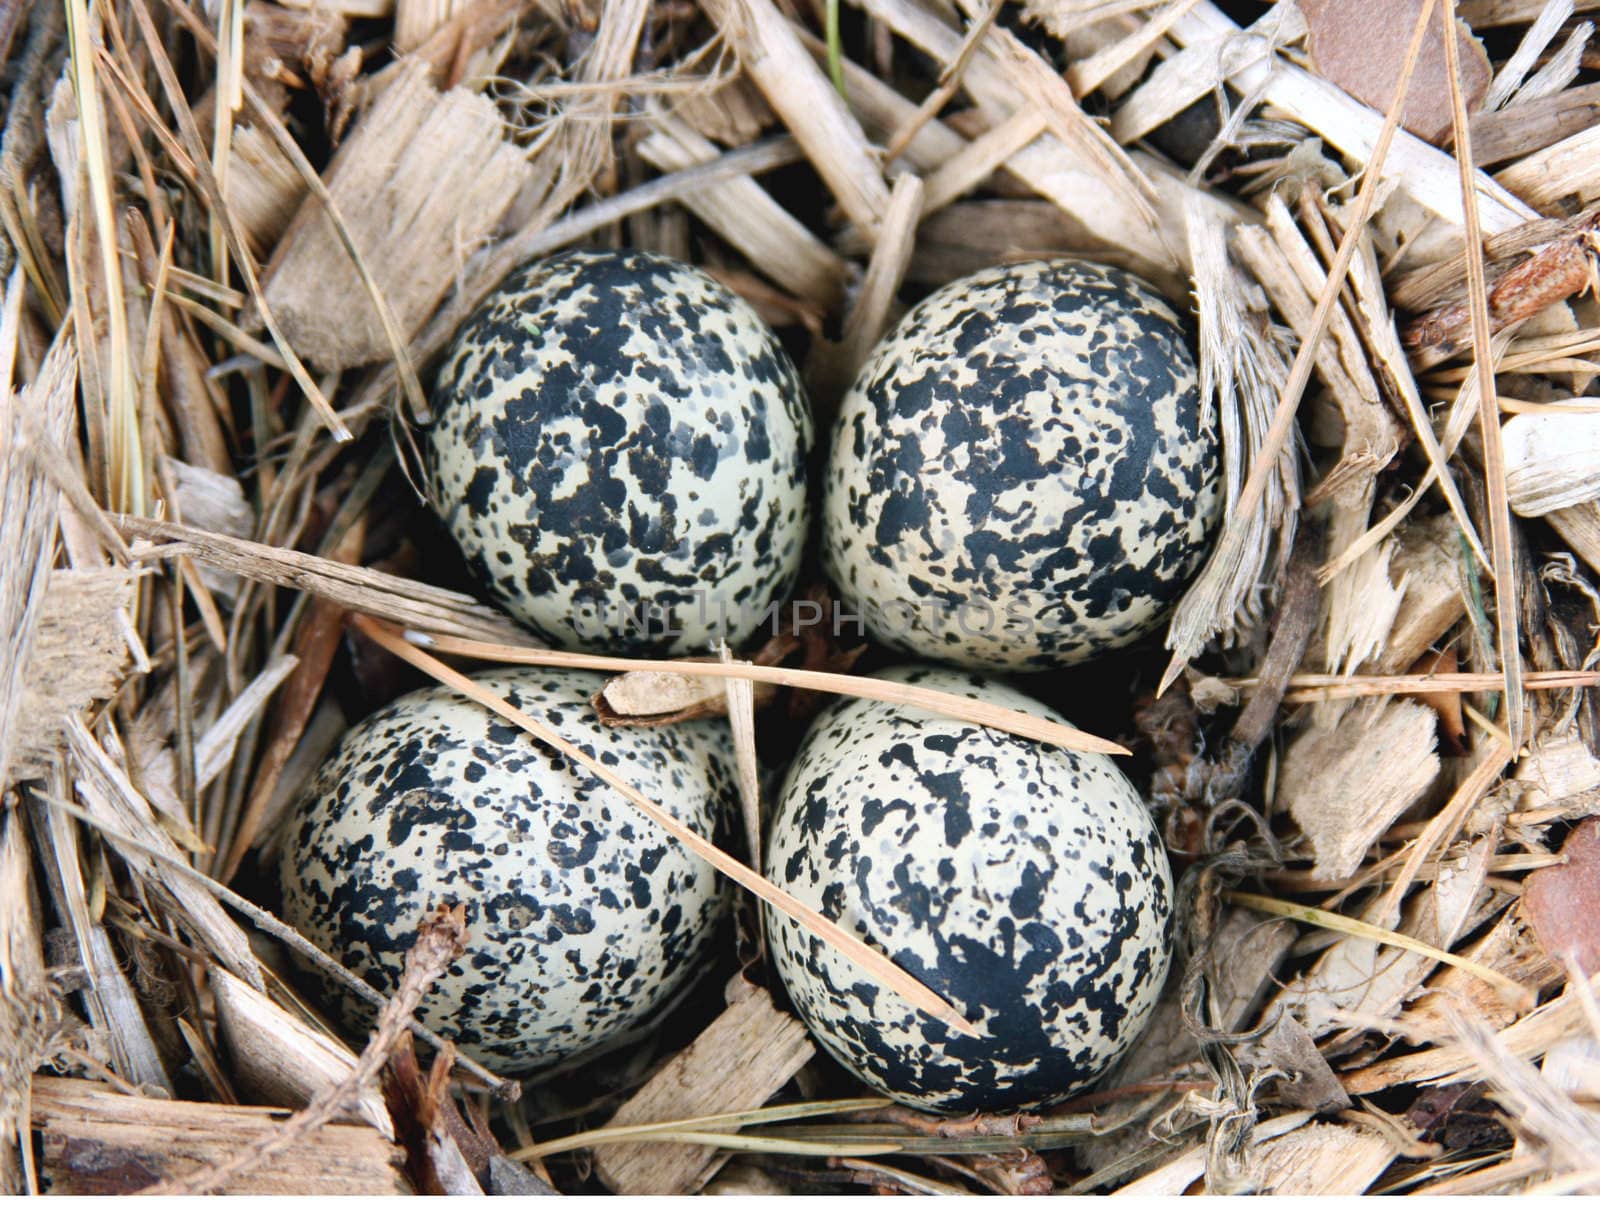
[428,248,812,654]
[764,666,1173,1113]
[279,667,735,1073]
[824,259,1219,670]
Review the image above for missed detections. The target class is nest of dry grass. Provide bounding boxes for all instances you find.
[4,0,1600,1198]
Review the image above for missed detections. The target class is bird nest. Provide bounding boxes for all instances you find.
[3,0,1600,1199]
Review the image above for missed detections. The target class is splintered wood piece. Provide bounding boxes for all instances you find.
[1277,700,1441,882]
[1,809,50,1195]
[9,568,136,777]
[224,123,304,257]
[1503,410,1600,516]
[594,985,815,1195]
[1472,82,1600,166]
[859,0,1175,273]
[1300,0,1490,143]
[636,108,847,308]
[1547,499,1600,576]
[63,717,264,989]
[30,1076,408,1195]
[1405,904,1564,1033]
[393,0,474,52]
[1368,515,1472,675]
[260,59,525,369]
[1516,726,1600,808]
[1231,1121,1397,1194]
[1498,122,1600,210]
[210,969,392,1137]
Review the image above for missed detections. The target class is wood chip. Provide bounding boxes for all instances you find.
[1471,81,1600,165]
[1497,120,1600,209]
[9,568,136,777]
[224,122,304,257]
[1367,515,1472,675]
[701,0,890,235]
[1235,1119,1397,1194]
[636,106,847,309]
[1121,1,1534,233]
[30,1076,408,1194]
[593,983,814,1195]
[260,59,526,369]
[211,968,392,1137]
[1277,699,1441,881]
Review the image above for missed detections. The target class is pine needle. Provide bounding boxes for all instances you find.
[396,623,1129,755]
[1441,0,1524,751]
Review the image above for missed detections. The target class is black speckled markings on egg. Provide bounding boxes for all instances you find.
[764,666,1173,1114]
[279,667,735,1074]
[823,258,1220,670]
[429,249,812,653]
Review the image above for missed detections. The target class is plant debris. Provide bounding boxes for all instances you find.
[6,0,1600,1198]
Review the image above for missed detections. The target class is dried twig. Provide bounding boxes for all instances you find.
[1160,0,1438,695]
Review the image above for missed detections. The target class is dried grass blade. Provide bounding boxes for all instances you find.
[1225,890,1533,1009]
[64,0,140,513]
[1276,667,1600,702]
[118,0,349,442]
[352,615,980,1038]
[1442,0,1524,750]
[399,624,1128,755]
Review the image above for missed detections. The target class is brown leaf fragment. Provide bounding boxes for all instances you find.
[1523,817,1600,977]
[1300,0,1491,144]
[1257,1013,1352,1113]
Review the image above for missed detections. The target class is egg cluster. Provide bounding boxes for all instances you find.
[283,249,1213,1104]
